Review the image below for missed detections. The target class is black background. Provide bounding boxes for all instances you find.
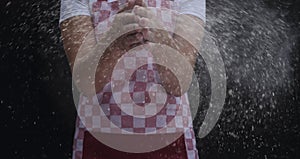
[0,0,299,158]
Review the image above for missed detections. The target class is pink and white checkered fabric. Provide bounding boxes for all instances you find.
[72,0,198,159]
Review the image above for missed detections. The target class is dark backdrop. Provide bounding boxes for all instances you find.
[0,0,299,158]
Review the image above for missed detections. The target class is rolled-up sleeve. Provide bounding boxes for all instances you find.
[59,0,91,24]
[177,0,206,22]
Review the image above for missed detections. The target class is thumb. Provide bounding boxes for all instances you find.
[135,0,146,7]
[118,0,146,13]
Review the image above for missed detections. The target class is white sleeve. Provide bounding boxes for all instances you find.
[59,0,91,24]
[176,0,206,22]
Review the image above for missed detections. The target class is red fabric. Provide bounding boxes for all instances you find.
[82,131,188,159]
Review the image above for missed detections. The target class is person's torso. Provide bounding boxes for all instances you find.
[77,0,193,135]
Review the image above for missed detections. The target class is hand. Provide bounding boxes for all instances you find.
[108,0,148,51]
[118,0,146,13]
[132,6,174,46]
[132,6,204,52]
[132,6,205,96]
[73,11,144,96]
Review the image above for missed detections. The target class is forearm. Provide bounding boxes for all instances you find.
[61,13,142,96]
[60,16,102,96]
[68,29,123,96]
[60,12,203,97]
[156,14,204,96]
[172,14,204,67]
[60,16,95,70]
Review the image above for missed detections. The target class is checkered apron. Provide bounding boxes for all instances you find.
[72,0,199,158]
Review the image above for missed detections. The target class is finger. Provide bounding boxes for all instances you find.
[128,0,147,9]
[118,0,146,13]
[128,0,136,9]
[142,29,159,43]
[117,2,129,13]
[109,23,141,38]
[140,28,156,43]
[142,28,173,45]
[133,6,155,18]
[124,33,144,46]
[138,17,163,29]
[114,13,139,25]
[135,0,146,7]
[118,0,134,13]
[115,32,144,51]
[121,23,142,33]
